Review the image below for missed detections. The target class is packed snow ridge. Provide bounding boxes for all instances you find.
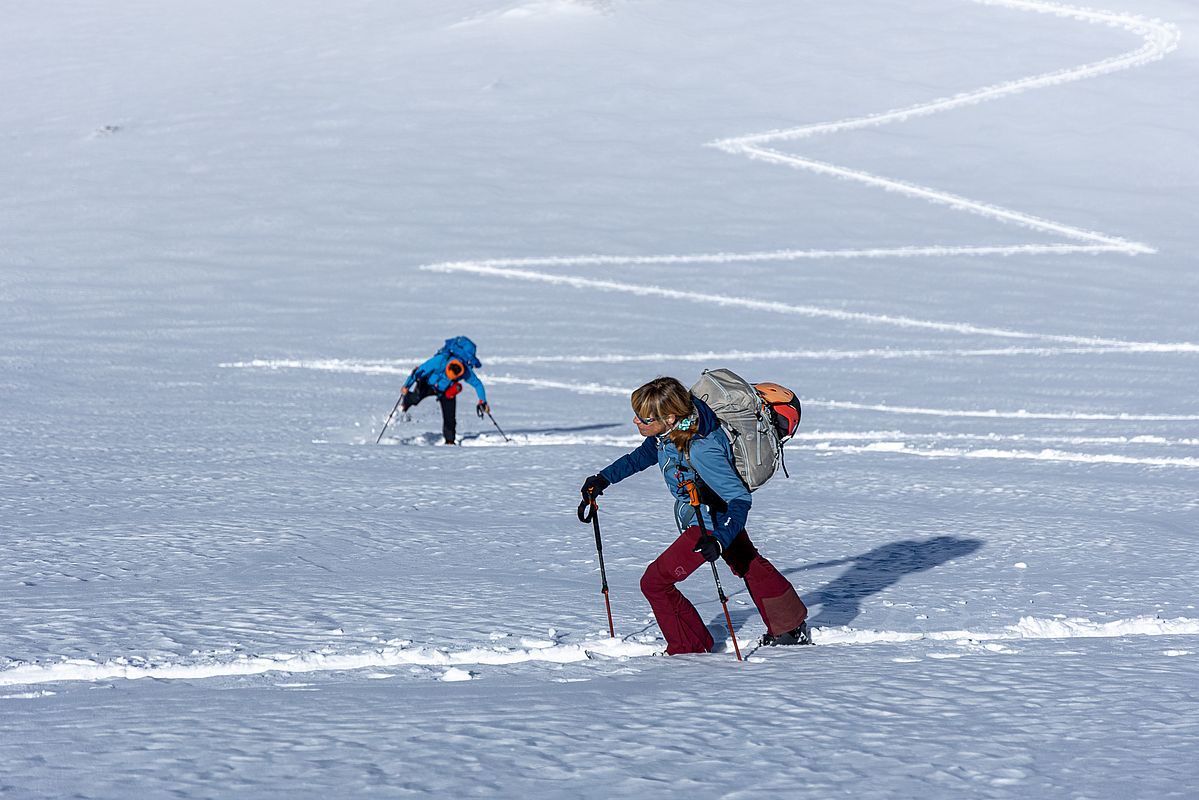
[3,616,1197,688]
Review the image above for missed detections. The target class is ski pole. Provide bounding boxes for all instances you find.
[376,391,405,444]
[486,410,512,443]
[577,498,615,638]
[683,479,742,661]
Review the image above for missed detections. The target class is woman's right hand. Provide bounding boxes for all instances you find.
[580,474,610,501]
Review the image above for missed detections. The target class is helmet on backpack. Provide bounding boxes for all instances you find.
[445,358,465,380]
[754,382,802,441]
[691,369,804,492]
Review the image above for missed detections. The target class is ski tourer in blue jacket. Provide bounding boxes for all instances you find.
[399,337,488,445]
[403,351,487,405]
[579,376,809,654]
[598,395,749,548]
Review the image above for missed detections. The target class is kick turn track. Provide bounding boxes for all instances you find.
[227,1,1196,465]
[422,0,1189,355]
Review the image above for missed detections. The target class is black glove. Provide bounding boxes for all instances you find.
[693,534,722,563]
[476,401,489,418]
[580,474,610,501]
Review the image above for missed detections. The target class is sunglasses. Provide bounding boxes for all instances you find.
[633,414,659,425]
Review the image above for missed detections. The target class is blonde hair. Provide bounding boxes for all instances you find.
[631,377,697,453]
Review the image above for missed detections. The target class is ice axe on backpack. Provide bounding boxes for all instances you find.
[577,497,616,638]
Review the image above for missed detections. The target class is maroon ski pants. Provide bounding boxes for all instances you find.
[640,525,808,655]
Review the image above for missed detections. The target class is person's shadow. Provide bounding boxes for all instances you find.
[486,422,624,437]
[393,422,623,445]
[790,536,984,628]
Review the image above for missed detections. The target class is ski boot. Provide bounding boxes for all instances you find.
[760,621,813,647]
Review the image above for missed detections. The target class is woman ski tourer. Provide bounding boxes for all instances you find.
[579,376,810,655]
[400,336,489,445]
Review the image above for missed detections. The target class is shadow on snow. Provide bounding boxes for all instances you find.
[792,536,984,628]
[700,535,983,648]
[386,421,623,445]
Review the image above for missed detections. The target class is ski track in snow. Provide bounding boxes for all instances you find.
[227,359,1199,422]
[226,360,1199,467]
[225,359,1199,422]
[423,262,1199,353]
[405,0,1196,466]
[419,0,1189,352]
[224,2,1194,465]
[201,2,1199,695]
[219,6,1195,470]
[361,428,1199,469]
[4,615,1197,688]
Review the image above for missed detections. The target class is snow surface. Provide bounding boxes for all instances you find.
[2,0,1198,797]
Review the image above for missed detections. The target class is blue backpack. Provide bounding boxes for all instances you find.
[439,336,482,369]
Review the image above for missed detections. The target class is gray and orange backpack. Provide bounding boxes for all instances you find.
[690,368,802,492]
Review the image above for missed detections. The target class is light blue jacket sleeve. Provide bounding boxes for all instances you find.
[464,369,487,403]
[599,437,658,485]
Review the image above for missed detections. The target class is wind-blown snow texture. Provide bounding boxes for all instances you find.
[2,0,1198,797]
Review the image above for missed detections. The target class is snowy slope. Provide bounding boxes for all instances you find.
[2,0,1198,797]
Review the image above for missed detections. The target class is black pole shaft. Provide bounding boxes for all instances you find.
[376,393,404,444]
[487,411,512,443]
[579,499,615,637]
[688,488,742,661]
[591,510,615,637]
[592,510,610,594]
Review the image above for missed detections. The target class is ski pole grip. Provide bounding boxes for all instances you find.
[577,498,597,523]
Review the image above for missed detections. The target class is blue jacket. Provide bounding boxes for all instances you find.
[599,397,750,548]
[404,351,487,403]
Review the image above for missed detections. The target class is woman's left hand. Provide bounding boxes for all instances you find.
[693,534,722,563]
